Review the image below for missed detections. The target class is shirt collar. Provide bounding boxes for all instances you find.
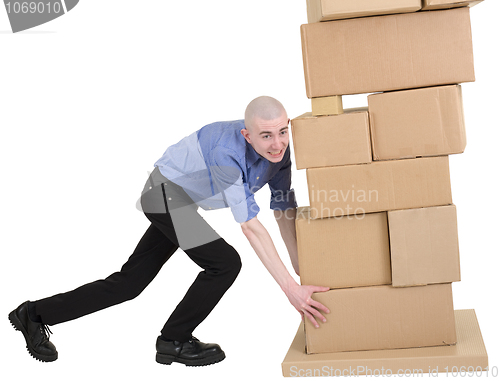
[245,140,262,167]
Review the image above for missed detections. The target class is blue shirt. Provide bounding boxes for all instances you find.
[154,119,297,223]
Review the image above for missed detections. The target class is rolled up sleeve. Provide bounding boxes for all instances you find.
[210,146,260,223]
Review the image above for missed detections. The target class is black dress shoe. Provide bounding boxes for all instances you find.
[156,336,225,366]
[8,301,58,362]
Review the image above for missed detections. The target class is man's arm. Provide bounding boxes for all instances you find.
[241,216,329,328]
[274,208,299,276]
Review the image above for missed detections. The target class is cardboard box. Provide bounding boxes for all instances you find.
[282,309,487,377]
[291,109,372,170]
[296,204,459,289]
[368,85,466,160]
[296,207,391,289]
[422,0,483,10]
[311,95,343,116]
[307,156,452,219]
[388,205,461,287]
[306,0,421,23]
[301,7,475,97]
[305,283,456,354]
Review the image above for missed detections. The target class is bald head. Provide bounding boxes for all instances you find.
[244,96,287,131]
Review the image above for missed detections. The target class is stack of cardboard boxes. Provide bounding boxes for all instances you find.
[282,0,488,376]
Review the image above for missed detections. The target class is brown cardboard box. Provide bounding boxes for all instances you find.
[306,0,421,23]
[282,310,487,377]
[368,85,466,160]
[291,109,372,170]
[296,204,459,289]
[305,283,456,354]
[311,95,343,116]
[422,0,483,10]
[388,205,460,287]
[301,7,475,97]
[296,207,391,289]
[307,156,452,219]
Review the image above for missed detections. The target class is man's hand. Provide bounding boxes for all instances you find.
[241,216,329,327]
[284,282,330,328]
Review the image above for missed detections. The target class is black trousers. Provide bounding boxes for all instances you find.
[34,168,242,342]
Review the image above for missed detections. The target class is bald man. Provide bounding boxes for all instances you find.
[9,96,330,367]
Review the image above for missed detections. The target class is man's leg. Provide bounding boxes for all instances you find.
[9,222,178,362]
[160,237,241,342]
[144,191,241,366]
[34,223,178,325]
[145,188,242,343]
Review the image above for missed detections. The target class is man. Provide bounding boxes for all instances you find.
[9,96,330,367]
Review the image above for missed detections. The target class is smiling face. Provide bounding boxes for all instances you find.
[241,110,290,163]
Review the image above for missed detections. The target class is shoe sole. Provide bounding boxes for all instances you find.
[8,310,58,362]
[156,351,225,367]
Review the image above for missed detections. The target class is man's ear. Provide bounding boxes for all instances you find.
[240,128,251,144]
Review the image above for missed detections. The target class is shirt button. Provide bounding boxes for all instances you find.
[149,186,152,190]
[168,197,172,201]
[256,177,260,180]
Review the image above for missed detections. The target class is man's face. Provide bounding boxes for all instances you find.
[241,111,290,163]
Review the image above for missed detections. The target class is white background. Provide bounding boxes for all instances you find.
[1,0,498,379]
